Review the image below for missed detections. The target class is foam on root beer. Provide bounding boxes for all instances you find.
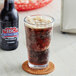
[25,16,53,29]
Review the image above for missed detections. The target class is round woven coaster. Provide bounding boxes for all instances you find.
[22,61,55,75]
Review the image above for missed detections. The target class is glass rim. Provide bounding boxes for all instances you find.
[24,15,55,25]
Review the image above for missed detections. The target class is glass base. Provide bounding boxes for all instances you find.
[28,62,48,69]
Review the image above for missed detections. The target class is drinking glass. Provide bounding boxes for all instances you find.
[24,15,54,69]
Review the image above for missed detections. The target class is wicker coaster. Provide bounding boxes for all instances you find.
[22,61,55,75]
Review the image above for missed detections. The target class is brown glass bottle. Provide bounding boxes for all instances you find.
[0,0,19,51]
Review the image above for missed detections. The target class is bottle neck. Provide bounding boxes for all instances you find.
[4,0,15,11]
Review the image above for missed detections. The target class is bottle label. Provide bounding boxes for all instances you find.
[1,27,18,38]
[1,27,18,44]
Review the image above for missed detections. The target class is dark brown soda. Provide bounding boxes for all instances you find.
[25,26,52,65]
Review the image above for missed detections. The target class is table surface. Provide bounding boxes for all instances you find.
[0,0,76,76]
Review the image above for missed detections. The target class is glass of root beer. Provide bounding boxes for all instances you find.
[24,15,54,69]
